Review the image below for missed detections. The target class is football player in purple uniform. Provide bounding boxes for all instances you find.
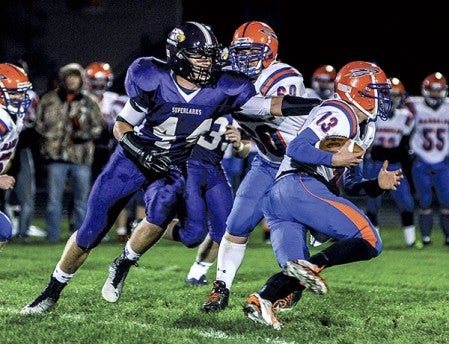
[21,21,319,315]
[166,115,249,286]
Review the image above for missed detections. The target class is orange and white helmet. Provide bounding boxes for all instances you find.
[335,61,391,120]
[421,72,448,108]
[311,65,336,99]
[229,21,278,79]
[85,61,114,96]
[388,77,407,110]
[0,63,32,119]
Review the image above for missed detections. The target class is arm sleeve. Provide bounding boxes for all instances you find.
[281,95,321,116]
[286,127,334,166]
[116,99,146,127]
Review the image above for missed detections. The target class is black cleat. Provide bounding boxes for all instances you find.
[201,280,230,312]
[21,277,66,315]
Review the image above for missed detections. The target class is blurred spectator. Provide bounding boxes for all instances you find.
[34,62,103,242]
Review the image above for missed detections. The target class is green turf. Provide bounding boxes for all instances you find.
[1,221,448,344]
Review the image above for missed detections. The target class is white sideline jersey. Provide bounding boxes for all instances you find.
[236,61,309,163]
[409,96,449,164]
[98,91,129,126]
[373,107,415,148]
[0,106,23,173]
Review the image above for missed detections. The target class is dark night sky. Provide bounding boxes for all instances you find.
[184,0,448,96]
[1,1,447,96]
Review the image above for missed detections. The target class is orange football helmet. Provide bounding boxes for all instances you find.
[311,65,336,99]
[0,63,32,119]
[85,61,114,96]
[388,77,407,110]
[335,61,391,120]
[421,72,448,108]
[229,21,279,79]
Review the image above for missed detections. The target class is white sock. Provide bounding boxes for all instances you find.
[403,225,416,246]
[187,260,213,279]
[124,241,141,261]
[53,264,74,284]
[215,237,247,290]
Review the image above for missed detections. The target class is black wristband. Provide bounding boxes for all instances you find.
[119,131,145,160]
[281,95,321,117]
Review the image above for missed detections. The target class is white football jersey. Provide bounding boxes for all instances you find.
[236,61,309,163]
[304,87,320,99]
[277,98,365,182]
[0,106,23,173]
[373,107,415,148]
[98,91,129,126]
[409,96,449,164]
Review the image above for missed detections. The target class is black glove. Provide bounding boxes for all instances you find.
[119,131,171,174]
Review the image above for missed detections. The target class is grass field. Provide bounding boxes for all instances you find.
[1,221,449,344]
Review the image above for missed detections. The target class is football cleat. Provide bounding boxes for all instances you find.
[243,293,283,330]
[272,289,303,312]
[201,280,229,312]
[185,274,208,286]
[102,252,135,303]
[283,260,328,295]
[21,277,66,315]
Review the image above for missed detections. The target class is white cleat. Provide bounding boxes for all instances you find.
[243,293,283,330]
[21,297,56,315]
[101,255,134,303]
[283,259,328,295]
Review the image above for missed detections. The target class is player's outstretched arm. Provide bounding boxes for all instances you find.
[238,95,321,119]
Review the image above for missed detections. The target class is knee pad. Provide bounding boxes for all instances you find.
[179,229,207,248]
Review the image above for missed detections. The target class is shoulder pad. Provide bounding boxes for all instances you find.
[217,70,255,96]
[125,57,169,97]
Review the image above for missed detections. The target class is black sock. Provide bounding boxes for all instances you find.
[310,238,378,268]
[258,272,304,303]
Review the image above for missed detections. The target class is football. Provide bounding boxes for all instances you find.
[318,135,364,153]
